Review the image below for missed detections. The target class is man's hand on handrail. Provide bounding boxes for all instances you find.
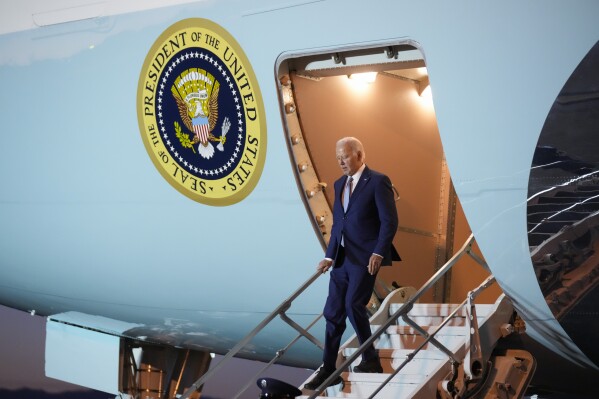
[317,258,333,274]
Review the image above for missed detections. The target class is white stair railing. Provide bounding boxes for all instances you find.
[305,234,493,398]
[179,233,490,399]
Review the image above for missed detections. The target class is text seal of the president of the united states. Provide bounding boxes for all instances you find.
[137,18,267,206]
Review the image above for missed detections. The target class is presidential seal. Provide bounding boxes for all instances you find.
[137,18,266,206]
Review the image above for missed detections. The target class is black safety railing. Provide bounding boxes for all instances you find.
[179,233,490,399]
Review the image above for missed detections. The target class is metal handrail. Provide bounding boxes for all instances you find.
[180,233,487,399]
[231,313,324,399]
[179,270,324,399]
[366,274,496,399]
[306,233,489,398]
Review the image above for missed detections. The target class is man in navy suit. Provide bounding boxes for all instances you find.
[305,137,400,390]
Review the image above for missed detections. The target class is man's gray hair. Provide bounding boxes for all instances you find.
[337,137,365,160]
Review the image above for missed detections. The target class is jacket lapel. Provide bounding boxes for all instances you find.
[337,178,346,206]
[346,166,371,211]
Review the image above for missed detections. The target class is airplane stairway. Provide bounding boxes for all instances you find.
[178,235,535,399]
[298,293,524,398]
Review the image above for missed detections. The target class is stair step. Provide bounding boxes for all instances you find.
[344,348,449,375]
[345,371,426,384]
[389,303,493,327]
[332,384,417,398]
[382,325,469,336]
[299,373,424,398]
[390,303,495,317]
[299,301,503,397]
[344,348,449,361]
[390,315,469,327]
[341,372,424,398]
[374,330,466,350]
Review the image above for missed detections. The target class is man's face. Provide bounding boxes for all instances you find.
[336,142,363,176]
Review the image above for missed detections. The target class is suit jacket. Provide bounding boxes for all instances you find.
[326,166,401,267]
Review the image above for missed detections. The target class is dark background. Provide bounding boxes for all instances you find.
[0,304,312,399]
[1,304,593,399]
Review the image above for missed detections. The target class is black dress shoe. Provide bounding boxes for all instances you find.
[353,358,383,373]
[304,367,343,390]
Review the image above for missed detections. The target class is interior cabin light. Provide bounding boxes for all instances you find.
[315,214,326,225]
[291,135,301,145]
[348,72,377,83]
[419,83,431,98]
[418,76,431,98]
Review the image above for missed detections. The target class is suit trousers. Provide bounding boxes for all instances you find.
[322,247,378,370]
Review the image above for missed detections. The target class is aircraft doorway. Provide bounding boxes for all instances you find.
[277,43,501,304]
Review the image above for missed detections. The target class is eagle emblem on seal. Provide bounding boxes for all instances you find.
[171,68,230,159]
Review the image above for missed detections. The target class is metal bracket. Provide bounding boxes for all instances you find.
[332,52,346,65]
[464,276,495,381]
[464,292,483,381]
[279,312,324,350]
